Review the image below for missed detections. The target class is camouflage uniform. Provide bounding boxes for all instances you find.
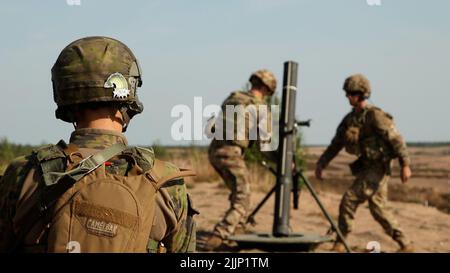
[317,104,411,248]
[208,70,278,241]
[0,128,197,252]
[209,87,277,239]
[0,36,197,252]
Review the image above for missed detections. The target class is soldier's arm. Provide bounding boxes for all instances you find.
[370,110,410,167]
[149,160,197,253]
[317,119,347,169]
[159,179,197,253]
[0,156,32,251]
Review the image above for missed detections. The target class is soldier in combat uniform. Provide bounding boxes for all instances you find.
[315,74,414,252]
[204,70,278,250]
[0,36,197,252]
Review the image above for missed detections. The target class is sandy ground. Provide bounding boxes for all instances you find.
[189,146,450,253]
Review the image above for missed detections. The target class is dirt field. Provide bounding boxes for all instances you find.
[188,146,450,253]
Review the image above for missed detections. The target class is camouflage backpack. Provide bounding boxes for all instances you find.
[12,141,194,253]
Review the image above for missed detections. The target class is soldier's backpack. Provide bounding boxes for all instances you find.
[11,141,195,253]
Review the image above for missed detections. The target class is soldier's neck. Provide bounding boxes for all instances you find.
[75,108,124,132]
[76,118,123,132]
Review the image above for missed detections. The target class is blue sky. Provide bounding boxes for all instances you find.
[0,0,449,146]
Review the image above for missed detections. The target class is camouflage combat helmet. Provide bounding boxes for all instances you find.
[343,74,371,98]
[51,36,144,131]
[249,69,277,94]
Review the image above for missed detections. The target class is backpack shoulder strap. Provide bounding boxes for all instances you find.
[46,143,127,186]
[32,140,83,187]
[146,159,196,190]
[122,146,155,172]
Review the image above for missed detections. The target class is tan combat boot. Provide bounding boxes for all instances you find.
[203,234,224,251]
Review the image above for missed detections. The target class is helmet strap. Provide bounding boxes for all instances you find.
[119,106,131,132]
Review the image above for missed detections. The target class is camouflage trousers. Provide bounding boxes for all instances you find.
[208,145,251,239]
[338,164,410,247]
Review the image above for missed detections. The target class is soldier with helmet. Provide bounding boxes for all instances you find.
[0,36,197,252]
[315,74,414,252]
[204,69,278,250]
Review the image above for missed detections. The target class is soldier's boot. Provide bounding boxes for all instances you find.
[203,234,224,251]
[393,232,414,253]
[397,242,415,253]
[331,241,347,253]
